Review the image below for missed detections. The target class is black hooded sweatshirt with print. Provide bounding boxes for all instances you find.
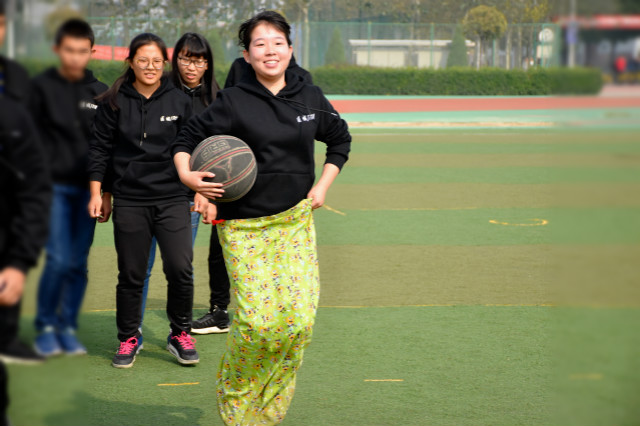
[88,76,193,206]
[29,68,108,187]
[172,67,351,220]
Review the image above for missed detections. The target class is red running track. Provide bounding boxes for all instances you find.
[330,97,640,113]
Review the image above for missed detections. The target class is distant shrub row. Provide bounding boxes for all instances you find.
[21,59,602,96]
[312,66,604,95]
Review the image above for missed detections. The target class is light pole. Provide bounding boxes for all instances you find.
[5,0,16,58]
[567,0,577,67]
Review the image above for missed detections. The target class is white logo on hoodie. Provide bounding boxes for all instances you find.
[296,113,315,123]
[160,115,179,122]
[79,100,98,110]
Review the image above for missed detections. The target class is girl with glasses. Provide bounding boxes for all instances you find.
[138,32,231,342]
[88,33,212,368]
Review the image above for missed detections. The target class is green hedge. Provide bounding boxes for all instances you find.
[312,66,603,95]
[21,59,602,96]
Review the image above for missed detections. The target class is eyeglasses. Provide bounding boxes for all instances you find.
[177,56,208,68]
[134,57,165,70]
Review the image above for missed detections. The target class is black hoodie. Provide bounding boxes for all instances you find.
[88,76,193,206]
[29,67,108,187]
[0,98,51,273]
[223,55,312,89]
[0,56,31,104]
[173,67,351,220]
[181,83,208,116]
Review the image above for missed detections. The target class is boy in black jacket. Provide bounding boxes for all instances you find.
[29,19,108,357]
[0,97,52,426]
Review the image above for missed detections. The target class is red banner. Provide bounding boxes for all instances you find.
[93,45,176,61]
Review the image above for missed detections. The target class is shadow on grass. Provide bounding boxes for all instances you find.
[44,391,205,426]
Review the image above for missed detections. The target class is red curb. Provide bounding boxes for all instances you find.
[330,97,640,114]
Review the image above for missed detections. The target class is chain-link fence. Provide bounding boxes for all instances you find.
[297,21,560,69]
[11,15,561,70]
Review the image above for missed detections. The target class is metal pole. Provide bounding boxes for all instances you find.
[110,16,115,61]
[367,21,372,66]
[430,22,434,68]
[568,0,577,67]
[6,0,16,58]
[493,38,497,67]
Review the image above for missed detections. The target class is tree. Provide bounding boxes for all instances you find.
[324,27,346,66]
[446,25,469,67]
[462,5,507,69]
[45,6,84,41]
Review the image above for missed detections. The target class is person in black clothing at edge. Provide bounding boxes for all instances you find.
[87,33,200,369]
[0,3,29,106]
[0,97,52,426]
[189,50,313,336]
[0,0,47,368]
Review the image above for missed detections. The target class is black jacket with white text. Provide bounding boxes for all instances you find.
[88,76,193,206]
[172,67,351,220]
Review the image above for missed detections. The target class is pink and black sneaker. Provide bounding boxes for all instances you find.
[167,331,199,365]
[111,337,140,369]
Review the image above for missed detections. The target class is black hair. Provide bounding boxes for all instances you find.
[0,0,5,16]
[54,18,95,47]
[238,10,292,51]
[171,32,220,106]
[96,33,168,110]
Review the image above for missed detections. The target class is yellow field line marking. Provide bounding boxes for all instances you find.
[322,204,347,216]
[569,373,603,380]
[364,379,404,382]
[358,207,480,211]
[320,303,556,308]
[489,218,549,226]
[87,303,556,313]
[157,382,200,387]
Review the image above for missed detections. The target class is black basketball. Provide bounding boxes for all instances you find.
[189,135,257,202]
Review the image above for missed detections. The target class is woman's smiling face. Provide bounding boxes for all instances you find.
[243,22,292,83]
[130,43,165,86]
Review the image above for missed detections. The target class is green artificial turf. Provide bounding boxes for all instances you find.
[8,128,640,426]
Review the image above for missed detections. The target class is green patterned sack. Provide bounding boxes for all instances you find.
[216,199,320,426]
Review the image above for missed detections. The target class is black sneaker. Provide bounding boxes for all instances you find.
[111,337,140,369]
[167,331,199,365]
[191,306,230,334]
[0,339,44,365]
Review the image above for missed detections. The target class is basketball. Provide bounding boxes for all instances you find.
[189,135,257,202]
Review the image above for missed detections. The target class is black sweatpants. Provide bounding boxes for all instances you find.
[0,303,20,351]
[113,201,193,341]
[208,226,230,310]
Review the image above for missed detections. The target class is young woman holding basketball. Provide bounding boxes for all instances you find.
[87,33,211,368]
[139,32,231,338]
[172,11,351,425]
